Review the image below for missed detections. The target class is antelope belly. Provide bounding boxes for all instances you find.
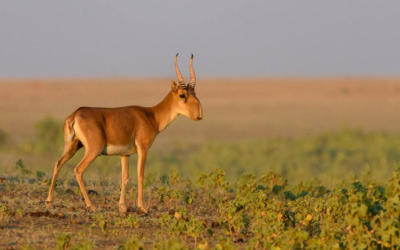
[101,145,137,156]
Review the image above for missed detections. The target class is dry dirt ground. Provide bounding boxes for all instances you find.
[1,77,400,146]
[0,178,238,250]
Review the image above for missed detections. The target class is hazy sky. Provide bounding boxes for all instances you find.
[1,1,399,77]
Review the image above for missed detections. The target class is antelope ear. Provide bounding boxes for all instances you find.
[171,81,179,93]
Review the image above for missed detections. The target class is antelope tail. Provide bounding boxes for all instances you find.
[64,117,76,142]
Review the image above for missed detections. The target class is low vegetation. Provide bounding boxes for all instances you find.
[0,128,9,149]
[3,117,400,185]
[0,117,400,249]
[1,166,399,249]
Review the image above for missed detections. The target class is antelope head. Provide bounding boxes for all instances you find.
[171,54,203,121]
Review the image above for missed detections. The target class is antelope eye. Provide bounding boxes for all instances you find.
[179,94,185,98]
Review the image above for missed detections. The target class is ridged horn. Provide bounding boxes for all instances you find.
[189,54,196,88]
[175,53,185,87]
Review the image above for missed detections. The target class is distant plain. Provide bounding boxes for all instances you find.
[1,77,400,144]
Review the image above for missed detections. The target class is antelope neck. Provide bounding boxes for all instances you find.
[150,91,179,132]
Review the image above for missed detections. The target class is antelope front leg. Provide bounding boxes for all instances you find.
[119,155,130,213]
[137,147,148,213]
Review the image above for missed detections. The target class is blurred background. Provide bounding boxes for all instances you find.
[1,1,400,186]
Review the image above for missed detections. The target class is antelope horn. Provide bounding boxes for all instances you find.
[189,54,196,88]
[175,53,185,87]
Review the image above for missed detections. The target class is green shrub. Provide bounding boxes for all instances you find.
[34,116,63,154]
[118,236,145,250]
[0,129,9,148]
[146,128,400,186]
[119,214,140,228]
[153,238,188,250]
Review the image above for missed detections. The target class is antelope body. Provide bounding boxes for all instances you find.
[46,54,202,213]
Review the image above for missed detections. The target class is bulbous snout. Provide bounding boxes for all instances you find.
[190,107,203,121]
[183,94,203,121]
[194,104,203,121]
[190,112,203,121]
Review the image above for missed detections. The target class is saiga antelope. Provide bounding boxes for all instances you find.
[46,54,203,213]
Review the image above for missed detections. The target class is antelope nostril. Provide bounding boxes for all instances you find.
[196,117,202,120]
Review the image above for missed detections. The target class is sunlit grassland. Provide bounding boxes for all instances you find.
[1,117,400,187]
[2,79,400,248]
[1,154,399,249]
[1,117,400,249]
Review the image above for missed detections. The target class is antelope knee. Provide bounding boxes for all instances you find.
[74,167,81,176]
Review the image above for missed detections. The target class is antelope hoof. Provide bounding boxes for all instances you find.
[119,204,127,213]
[138,206,148,214]
[45,200,52,207]
[88,205,96,212]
